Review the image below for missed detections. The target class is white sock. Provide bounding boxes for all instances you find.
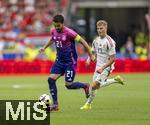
[100,78,116,88]
[87,90,97,104]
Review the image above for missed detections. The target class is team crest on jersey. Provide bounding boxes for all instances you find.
[62,35,66,41]
[53,36,56,40]
[103,44,106,48]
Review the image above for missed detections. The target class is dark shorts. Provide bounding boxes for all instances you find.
[50,60,77,82]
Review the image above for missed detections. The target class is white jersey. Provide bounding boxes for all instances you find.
[92,35,116,72]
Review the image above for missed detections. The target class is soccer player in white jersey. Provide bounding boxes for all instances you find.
[80,20,124,110]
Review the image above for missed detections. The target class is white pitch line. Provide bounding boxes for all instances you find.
[12,84,21,89]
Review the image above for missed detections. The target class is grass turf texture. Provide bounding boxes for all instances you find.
[0,73,150,125]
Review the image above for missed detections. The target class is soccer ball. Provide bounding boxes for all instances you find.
[39,94,51,108]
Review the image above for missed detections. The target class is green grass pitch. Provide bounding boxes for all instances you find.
[0,73,150,125]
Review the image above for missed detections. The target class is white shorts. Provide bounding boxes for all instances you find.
[93,69,111,84]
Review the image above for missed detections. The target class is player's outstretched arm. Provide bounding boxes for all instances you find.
[78,36,95,62]
[39,38,53,53]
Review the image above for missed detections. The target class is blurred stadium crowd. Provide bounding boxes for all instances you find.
[0,0,149,61]
[0,0,69,61]
[117,32,149,60]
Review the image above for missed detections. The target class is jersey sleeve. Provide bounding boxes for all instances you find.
[49,29,55,42]
[91,39,96,52]
[67,28,78,41]
[108,40,116,55]
[50,28,54,36]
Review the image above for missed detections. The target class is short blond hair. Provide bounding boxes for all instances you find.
[96,20,108,27]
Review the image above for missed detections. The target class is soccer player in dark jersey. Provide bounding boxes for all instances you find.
[39,14,95,111]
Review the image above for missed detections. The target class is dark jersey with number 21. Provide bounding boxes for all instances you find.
[50,26,78,64]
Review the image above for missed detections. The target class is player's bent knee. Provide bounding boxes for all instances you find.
[65,82,73,89]
[65,85,72,89]
[91,82,100,90]
[92,85,98,90]
[48,77,56,84]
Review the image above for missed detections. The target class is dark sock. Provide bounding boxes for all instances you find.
[66,82,87,89]
[48,77,58,104]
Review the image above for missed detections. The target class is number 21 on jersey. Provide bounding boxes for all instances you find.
[56,41,62,48]
[66,70,73,78]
